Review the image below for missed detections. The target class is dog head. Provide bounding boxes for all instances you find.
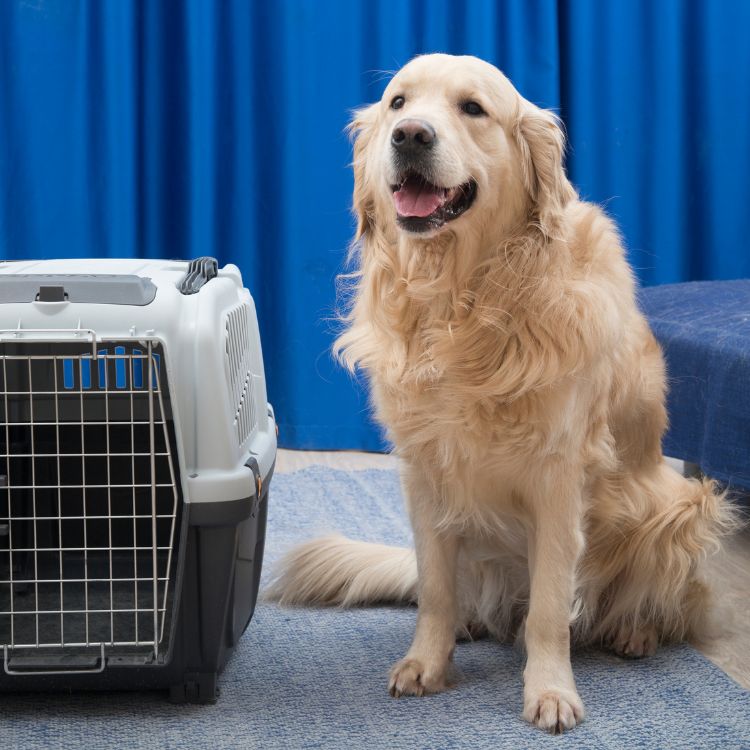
[350,54,574,243]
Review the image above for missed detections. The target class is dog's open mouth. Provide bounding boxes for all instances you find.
[391,172,477,233]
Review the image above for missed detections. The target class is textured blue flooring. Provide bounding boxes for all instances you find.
[3,466,750,749]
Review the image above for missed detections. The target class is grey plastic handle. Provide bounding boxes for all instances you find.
[3,643,106,676]
[178,257,218,295]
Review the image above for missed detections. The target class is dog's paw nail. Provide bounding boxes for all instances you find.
[523,689,584,733]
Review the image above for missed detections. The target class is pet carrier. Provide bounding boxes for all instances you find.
[0,257,276,702]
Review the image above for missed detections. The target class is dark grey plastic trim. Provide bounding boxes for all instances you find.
[178,257,218,295]
[187,496,254,527]
[186,458,274,527]
[0,275,157,305]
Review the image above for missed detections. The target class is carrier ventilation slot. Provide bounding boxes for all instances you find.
[60,349,160,391]
[225,306,257,449]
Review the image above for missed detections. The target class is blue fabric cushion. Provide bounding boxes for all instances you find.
[639,280,750,489]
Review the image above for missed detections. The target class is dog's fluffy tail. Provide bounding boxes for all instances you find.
[265,534,418,607]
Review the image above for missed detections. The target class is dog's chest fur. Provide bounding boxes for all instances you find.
[338,212,628,523]
[369,275,591,494]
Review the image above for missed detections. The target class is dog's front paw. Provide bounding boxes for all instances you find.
[388,657,448,697]
[522,688,584,733]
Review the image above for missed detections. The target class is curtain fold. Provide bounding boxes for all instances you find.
[1,0,748,450]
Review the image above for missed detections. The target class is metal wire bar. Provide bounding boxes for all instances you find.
[2,390,154,396]
[5,546,172,553]
[0,516,175,521]
[0,353,149,361]
[104,355,114,645]
[0,577,168,584]
[130,353,139,646]
[79,359,89,646]
[1,515,176,521]
[148,342,158,658]
[28,358,39,646]
[155,364,179,644]
[7,640,156,649]
[2,357,15,646]
[7,453,171,458]
[3,484,176,489]
[1,608,168,615]
[0,421,166,426]
[53,358,64,643]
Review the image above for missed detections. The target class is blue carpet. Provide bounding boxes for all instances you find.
[4,466,750,749]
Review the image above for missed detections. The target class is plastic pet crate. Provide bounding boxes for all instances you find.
[0,257,276,702]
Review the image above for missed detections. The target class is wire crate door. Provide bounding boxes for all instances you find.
[0,341,180,672]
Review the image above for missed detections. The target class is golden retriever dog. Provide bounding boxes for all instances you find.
[268,54,739,733]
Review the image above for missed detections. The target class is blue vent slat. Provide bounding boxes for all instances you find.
[63,360,74,389]
[133,349,143,389]
[152,353,160,388]
[80,359,91,389]
[115,346,126,389]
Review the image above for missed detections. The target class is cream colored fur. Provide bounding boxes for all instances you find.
[266,54,740,733]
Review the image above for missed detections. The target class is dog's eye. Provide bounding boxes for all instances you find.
[460,100,486,117]
[390,96,405,110]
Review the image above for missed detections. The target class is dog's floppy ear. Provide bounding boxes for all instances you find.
[513,105,575,237]
[347,103,379,240]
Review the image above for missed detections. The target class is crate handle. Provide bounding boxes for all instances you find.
[3,643,106,676]
[178,256,218,295]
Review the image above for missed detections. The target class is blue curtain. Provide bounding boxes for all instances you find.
[1,1,749,450]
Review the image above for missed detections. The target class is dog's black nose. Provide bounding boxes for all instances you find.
[391,119,436,154]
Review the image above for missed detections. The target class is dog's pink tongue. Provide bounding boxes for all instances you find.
[394,180,444,217]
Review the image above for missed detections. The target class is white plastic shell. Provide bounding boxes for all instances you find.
[0,258,276,506]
